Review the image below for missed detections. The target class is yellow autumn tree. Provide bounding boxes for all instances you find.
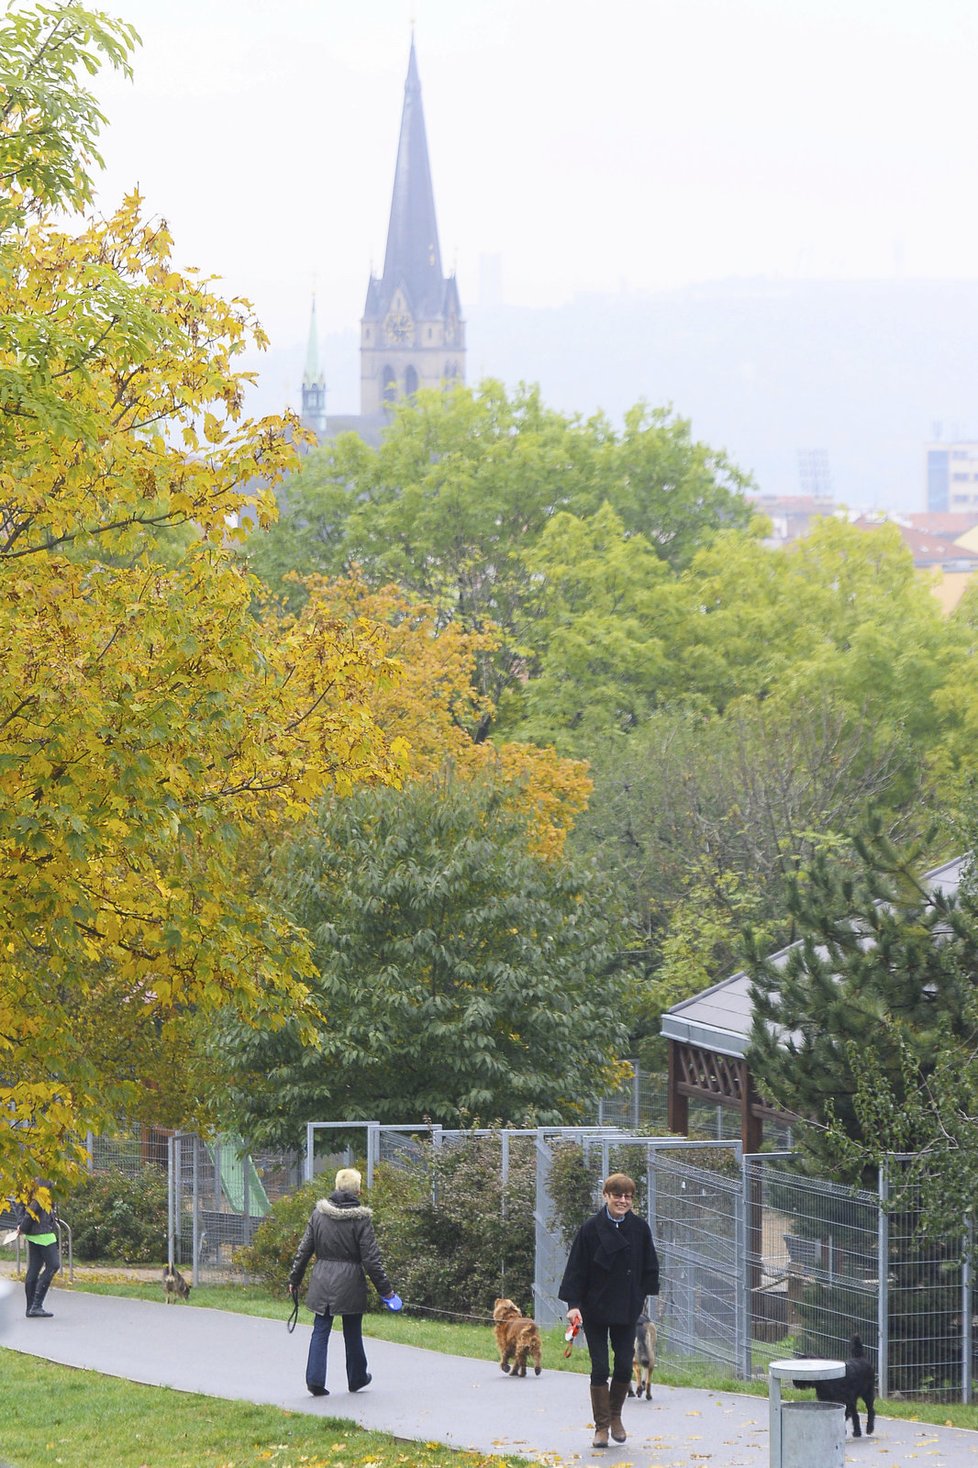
[291,574,593,857]
[0,4,405,1192]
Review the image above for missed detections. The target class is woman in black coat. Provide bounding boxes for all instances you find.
[288,1167,401,1396]
[558,1171,659,1449]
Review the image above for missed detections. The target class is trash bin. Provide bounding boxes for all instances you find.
[768,1357,845,1468]
[781,1400,845,1467]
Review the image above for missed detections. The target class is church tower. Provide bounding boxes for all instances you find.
[300,295,327,437]
[360,39,465,416]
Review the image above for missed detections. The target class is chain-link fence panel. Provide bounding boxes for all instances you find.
[883,1159,972,1404]
[744,1156,878,1380]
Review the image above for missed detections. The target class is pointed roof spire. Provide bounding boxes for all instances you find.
[303,294,324,387]
[381,37,443,312]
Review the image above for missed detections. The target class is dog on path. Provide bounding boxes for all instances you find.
[793,1335,875,1437]
[492,1297,542,1377]
[163,1264,191,1303]
[629,1311,657,1399]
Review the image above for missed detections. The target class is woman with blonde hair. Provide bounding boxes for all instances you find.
[288,1167,401,1396]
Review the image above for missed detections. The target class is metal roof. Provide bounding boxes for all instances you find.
[660,853,971,1059]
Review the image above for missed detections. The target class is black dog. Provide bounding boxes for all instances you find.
[793,1335,875,1437]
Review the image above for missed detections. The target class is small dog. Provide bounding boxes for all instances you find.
[629,1311,657,1399]
[163,1264,191,1304]
[793,1335,875,1437]
[492,1297,542,1377]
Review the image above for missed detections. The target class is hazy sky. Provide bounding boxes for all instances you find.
[91,0,978,356]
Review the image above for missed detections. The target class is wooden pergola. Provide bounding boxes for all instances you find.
[665,1034,795,1153]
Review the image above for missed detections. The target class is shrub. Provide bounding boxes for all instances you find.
[370,1134,536,1318]
[547,1142,598,1249]
[235,1179,323,1288]
[66,1166,169,1263]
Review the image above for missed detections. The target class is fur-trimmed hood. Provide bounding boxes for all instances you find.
[316,1193,374,1220]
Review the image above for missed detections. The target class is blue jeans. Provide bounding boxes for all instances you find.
[306,1311,369,1392]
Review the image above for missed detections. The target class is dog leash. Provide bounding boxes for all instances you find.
[286,1289,299,1333]
[563,1319,581,1358]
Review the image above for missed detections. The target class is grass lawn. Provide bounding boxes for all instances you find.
[0,1347,530,1468]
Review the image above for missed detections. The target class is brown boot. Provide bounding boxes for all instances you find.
[609,1378,629,1443]
[590,1383,611,1448]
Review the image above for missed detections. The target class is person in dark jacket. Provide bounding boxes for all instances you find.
[558,1171,659,1449]
[13,1178,61,1319]
[288,1167,401,1396]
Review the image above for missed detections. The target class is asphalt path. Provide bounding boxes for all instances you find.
[3,1287,978,1466]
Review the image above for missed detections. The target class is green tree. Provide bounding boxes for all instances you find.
[225,771,633,1144]
[246,382,756,714]
[501,503,676,750]
[570,699,921,1049]
[747,829,976,1191]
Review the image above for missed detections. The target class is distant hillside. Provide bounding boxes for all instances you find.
[246,278,978,512]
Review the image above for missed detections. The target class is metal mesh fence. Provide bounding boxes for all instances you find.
[82,1124,978,1403]
[883,1160,972,1404]
[744,1156,878,1376]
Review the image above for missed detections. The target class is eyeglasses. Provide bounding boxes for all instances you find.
[608,1190,634,1200]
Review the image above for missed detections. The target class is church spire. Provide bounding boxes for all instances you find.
[360,38,465,420]
[301,294,327,438]
[380,36,443,313]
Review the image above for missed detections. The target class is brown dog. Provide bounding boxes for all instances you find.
[163,1263,191,1303]
[629,1311,657,1399]
[492,1297,542,1377]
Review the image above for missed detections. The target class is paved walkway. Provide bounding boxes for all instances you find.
[3,1285,978,1466]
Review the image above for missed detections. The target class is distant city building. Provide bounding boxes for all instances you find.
[797,448,834,501]
[926,440,978,515]
[301,39,464,447]
[751,492,837,546]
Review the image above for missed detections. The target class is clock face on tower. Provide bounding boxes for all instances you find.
[384,309,414,346]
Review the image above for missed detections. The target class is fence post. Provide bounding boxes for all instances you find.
[737,1155,751,1381]
[366,1123,378,1189]
[304,1123,314,1183]
[963,1212,973,1405]
[191,1136,200,1287]
[166,1132,176,1269]
[878,1163,889,1400]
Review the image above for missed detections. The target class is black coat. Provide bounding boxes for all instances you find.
[558,1207,659,1325]
[288,1189,393,1316]
[14,1195,57,1238]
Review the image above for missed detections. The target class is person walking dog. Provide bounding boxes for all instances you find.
[288,1167,402,1397]
[558,1171,659,1449]
[13,1178,61,1319]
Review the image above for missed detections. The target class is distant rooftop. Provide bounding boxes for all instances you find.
[660,854,971,1061]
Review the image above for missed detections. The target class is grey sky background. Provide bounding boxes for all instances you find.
[87,1,978,507]
[94,1,978,333]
